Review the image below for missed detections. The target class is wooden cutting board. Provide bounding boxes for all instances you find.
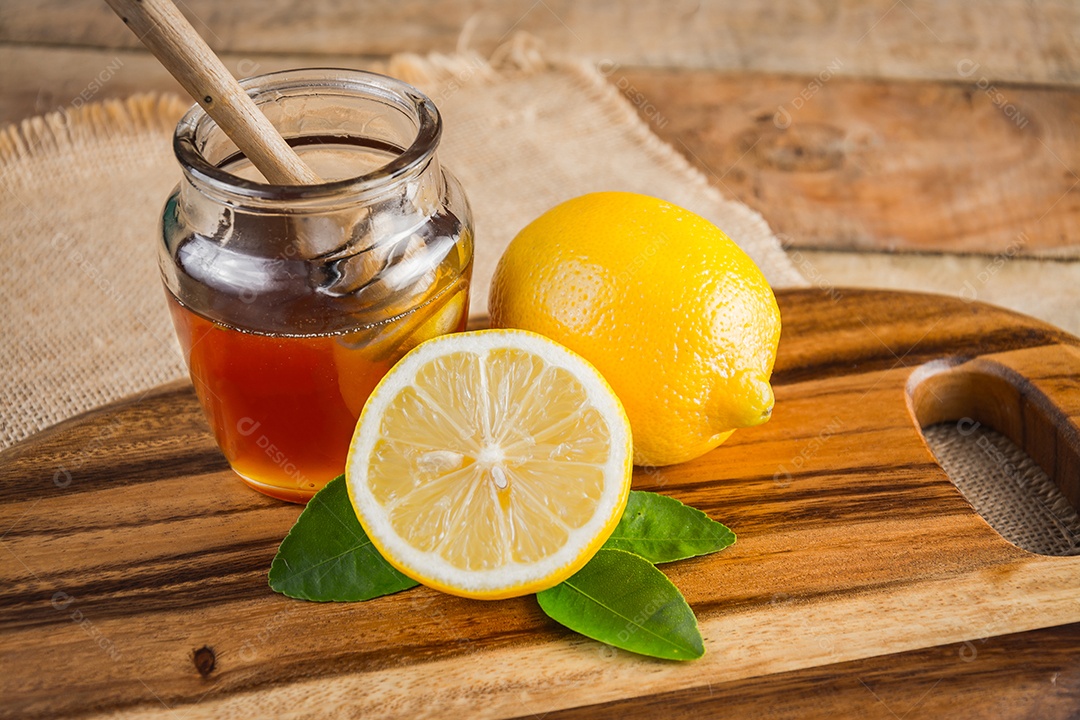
[3,288,1080,719]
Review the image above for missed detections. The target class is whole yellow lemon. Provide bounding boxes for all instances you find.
[489,192,781,467]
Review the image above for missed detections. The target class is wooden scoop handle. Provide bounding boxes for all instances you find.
[104,0,322,185]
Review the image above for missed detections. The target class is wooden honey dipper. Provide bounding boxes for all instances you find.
[104,0,322,186]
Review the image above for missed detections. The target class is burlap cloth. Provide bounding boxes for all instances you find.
[0,47,802,448]
[2,44,1076,557]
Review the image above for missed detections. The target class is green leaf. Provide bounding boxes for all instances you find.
[268,475,419,601]
[602,490,735,563]
[536,548,704,661]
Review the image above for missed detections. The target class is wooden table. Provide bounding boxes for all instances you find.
[2,2,1079,717]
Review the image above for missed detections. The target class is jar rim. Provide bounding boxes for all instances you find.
[173,68,442,202]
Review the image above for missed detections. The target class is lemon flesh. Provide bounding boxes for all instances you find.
[346,329,633,600]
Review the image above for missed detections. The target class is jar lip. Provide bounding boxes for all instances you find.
[173,68,442,202]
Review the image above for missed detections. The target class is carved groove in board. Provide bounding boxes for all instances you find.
[909,355,1080,555]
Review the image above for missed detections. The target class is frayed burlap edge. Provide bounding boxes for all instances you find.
[0,94,189,166]
[0,34,799,290]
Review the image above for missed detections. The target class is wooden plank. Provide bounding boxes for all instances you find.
[1,1,1079,84]
[0,44,367,127]
[617,68,1080,256]
[535,622,1080,719]
[5,45,1078,258]
[793,250,1080,336]
[2,289,1080,717]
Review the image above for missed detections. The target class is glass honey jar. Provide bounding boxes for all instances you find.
[161,69,473,502]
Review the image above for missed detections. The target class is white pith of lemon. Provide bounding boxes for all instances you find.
[345,329,633,600]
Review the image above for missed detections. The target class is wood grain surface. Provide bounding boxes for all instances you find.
[537,622,1080,719]
[2,288,1080,718]
[3,0,1079,84]
[617,69,1080,256]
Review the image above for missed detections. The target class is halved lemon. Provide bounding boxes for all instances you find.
[345,329,633,600]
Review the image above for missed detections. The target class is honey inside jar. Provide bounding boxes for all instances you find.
[167,268,469,504]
